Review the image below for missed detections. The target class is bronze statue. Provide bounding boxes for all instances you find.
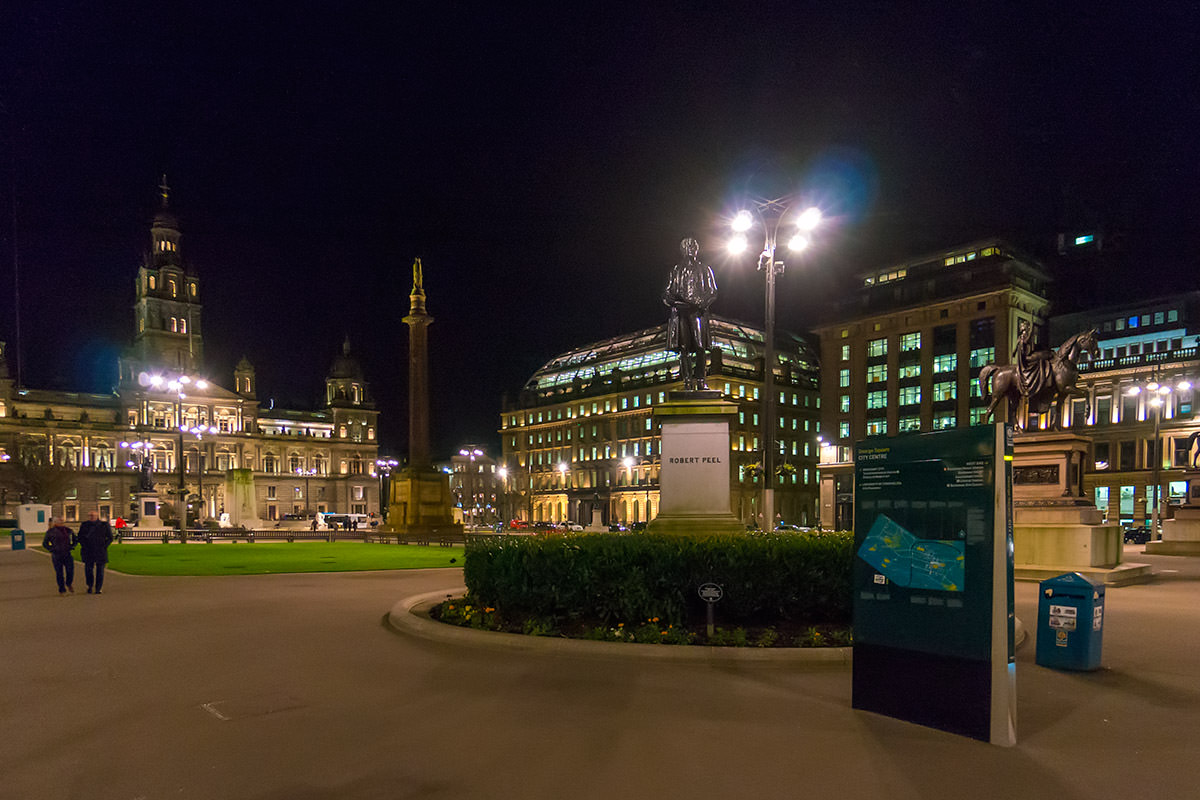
[663,237,717,391]
[980,327,1098,430]
[137,456,155,492]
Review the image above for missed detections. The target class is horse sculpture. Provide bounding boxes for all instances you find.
[979,328,1099,431]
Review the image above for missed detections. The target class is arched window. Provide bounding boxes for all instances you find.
[148,275,157,290]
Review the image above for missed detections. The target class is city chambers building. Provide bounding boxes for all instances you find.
[499,317,821,528]
[0,187,381,524]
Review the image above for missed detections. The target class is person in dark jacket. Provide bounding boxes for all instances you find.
[42,517,77,595]
[77,510,115,594]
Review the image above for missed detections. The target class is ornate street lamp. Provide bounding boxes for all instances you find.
[1126,376,1193,537]
[727,197,822,531]
[375,458,398,521]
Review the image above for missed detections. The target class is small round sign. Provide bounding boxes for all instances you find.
[697,582,723,603]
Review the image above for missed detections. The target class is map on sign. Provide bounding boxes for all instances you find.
[857,513,965,592]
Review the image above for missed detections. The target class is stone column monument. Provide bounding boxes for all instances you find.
[385,259,462,539]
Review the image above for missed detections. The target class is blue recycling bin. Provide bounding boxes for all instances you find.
[1036,572,1105,671]
[10,529,26,551]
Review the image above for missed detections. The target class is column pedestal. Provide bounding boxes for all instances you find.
[646,391,744,537]
[386,467,463,539]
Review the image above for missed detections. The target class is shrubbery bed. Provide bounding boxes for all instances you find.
[458,531,853,637]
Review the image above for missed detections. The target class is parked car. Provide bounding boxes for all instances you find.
[508,519,530,530]
[563,521,584,532]
[1123,525,1152,544]
[629,521,648,532]
[607,523,627,532]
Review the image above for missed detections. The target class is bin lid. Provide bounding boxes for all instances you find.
[1040,571,1104,597]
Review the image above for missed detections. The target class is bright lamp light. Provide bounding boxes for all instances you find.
[796,207,822,231]
[731,210,754,232]
[727,234,748,255]
[788,234,810,252]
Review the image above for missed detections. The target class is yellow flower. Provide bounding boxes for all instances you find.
[652,617,659,623]
[617,623,624,628]
[485,607,495,613]
[448,605,455,610]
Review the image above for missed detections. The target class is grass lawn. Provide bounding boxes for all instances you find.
[73,542,465,576]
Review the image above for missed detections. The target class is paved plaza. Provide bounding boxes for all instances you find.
[2,543,1198,800]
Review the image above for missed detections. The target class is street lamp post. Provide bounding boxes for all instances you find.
[727,198,821,532]
[622,456,652,523]
[184,425,219,525]
[296,466,318,516]
[459,448,483,530]
[1127,376,1193,538]
[375,458,398,521]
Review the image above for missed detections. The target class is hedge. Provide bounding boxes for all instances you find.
[462,531,853,628]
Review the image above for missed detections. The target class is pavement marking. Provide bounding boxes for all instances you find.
[201,692,305,721]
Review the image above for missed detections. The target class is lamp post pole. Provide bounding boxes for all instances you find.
[375,458,397,521]
[727,198,822,532]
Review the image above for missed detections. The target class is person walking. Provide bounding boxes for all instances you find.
[42,517,77,595]
[77,510,115,594]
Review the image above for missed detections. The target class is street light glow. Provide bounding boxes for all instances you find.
[731,209,754,232]
[787,233,810,252]
[796,206,822,231]
[727,233,749,255]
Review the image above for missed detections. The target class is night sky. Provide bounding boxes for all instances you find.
[3,4,1197,456]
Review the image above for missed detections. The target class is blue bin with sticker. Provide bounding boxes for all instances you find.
[1036,572,1104,671]
[10,529,25,550]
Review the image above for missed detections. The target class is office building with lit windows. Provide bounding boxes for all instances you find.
[500,317,821,528]
[812,239,1052,529]
[0,185,381,523]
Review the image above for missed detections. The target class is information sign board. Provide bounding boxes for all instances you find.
[852,424,1016,746]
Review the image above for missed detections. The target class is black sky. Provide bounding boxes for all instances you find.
[3,3,1198,456]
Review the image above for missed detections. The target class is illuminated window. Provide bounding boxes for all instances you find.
[933,413,956,430]
[866,419,887,436]
[898,416,920,432]
[933,381,957,402]
[169,279,177,297]
[867,364,887,383]
[1074,234,1094,245]
[170,318,178,333]
[839,369,850,388]
[898,386,921,405]
[899,363,920,379]
[868,338,887,357]
[841,344,850,361]
[148,275,156,290]
[933,354,957,373]
[179,318,187,334]
[900,332,921,351]
[969,347,995,367]
[867,391,887,409]
[839,421,850,438]
[840,395,850,413]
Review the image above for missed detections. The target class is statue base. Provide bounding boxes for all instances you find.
[385,466,464,539]
[133,492,163,529]
[646,393,744,537]
[1012,432,1151,585]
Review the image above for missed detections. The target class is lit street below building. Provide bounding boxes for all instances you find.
[2,544,1199,799]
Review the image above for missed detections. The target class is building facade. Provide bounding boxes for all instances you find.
[0,186,382,524]
[1050,293,1200,526]
[812,239,1052,529]
[500,317,822,528]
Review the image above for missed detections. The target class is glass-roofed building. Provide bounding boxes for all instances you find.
[499,315,822,528]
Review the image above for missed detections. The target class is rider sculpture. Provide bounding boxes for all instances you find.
[980,324,1098,431]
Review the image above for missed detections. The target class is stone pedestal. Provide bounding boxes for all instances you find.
[1012,432,1150,585]
[386,468,463,538]
[646,391,744,537]
[133,492,164,528]
[1149,471,1200,555]
[223,469,263,529]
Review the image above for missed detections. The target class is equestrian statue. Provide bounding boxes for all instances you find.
[979,323,1099,431]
